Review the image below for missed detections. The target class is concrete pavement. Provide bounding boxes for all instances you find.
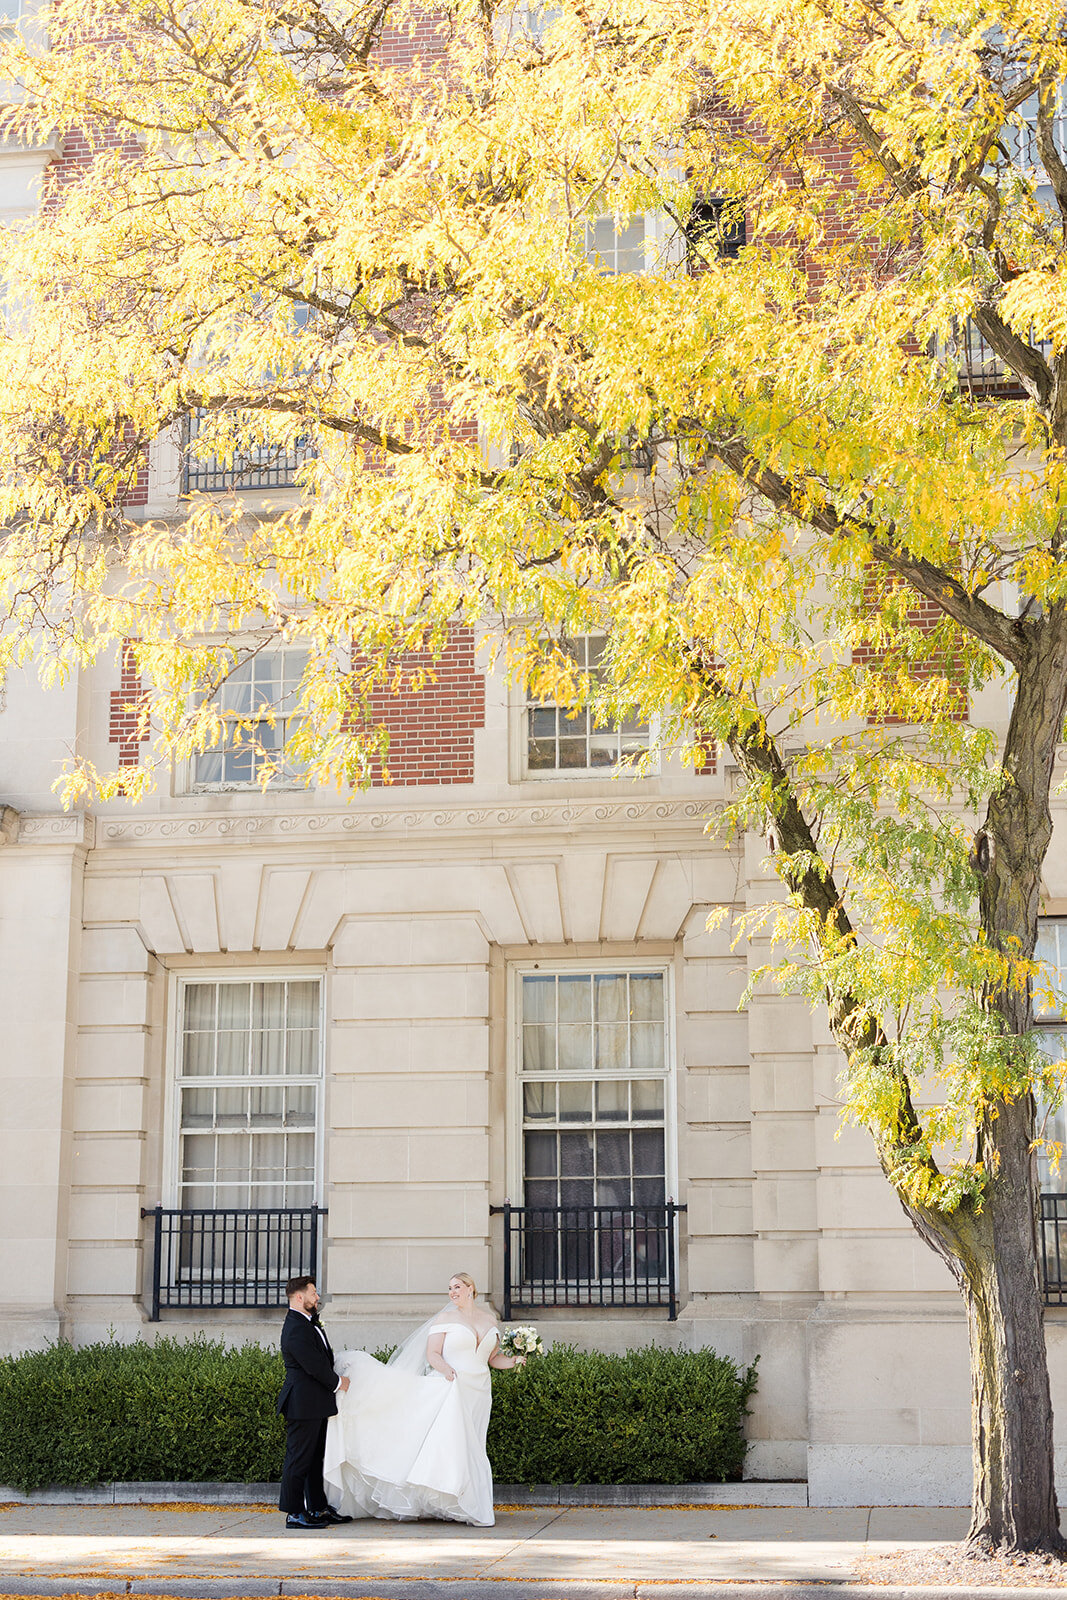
[1,1495,1064,1598]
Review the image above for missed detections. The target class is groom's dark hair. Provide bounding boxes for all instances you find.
[286,1274,315,1297]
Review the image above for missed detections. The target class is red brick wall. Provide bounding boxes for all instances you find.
[109,640,149,765]
[852,580,968,723]
[358,628,487,786]
[48,130,149,508]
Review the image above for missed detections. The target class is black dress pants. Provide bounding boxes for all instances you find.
[278,1415,330,1514]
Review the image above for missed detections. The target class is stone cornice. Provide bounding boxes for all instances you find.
[95,796,719,848]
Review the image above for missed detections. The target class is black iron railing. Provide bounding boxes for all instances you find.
[182,412,313,494]
[141,1205,326,1321]
[491,1201,686,1320]
[1041,1193,1067,1305]
[952,318,1055,401]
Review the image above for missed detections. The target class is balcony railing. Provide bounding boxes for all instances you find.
[1041,1193,1067,1305]
[950,318,1054,401]
[141,1205,326,1321]
[182,412,313,494]
[491,1200,687,1320]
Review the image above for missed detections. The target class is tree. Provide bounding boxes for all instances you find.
[0,0,1066,1555]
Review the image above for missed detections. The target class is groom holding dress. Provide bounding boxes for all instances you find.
[277,1275,352,1529]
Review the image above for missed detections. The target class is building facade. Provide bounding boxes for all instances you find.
[4,43,1067,1510]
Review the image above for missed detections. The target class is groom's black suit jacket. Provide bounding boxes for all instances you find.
[277,1309,340,1420]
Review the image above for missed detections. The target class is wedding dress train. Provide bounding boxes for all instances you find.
[323,1323,498,1526]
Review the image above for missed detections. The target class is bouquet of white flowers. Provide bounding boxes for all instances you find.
[498,1324,544,1359]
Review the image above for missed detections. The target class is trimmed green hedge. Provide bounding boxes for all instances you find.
[487,1344,756,1485]
[0,1336,756,1493]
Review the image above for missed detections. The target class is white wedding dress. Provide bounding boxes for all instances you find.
[323,1321,498,1527]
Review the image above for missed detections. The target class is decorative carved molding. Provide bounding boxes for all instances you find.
[98,797,720,848]
[16,813,95,847]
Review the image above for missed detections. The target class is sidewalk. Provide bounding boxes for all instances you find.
[1,1491,1066,1600]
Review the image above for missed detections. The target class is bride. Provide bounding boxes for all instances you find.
[322,1272,526,1527]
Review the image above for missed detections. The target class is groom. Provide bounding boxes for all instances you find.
[277,1275,352,1529]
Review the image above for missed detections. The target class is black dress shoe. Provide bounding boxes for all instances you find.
[285,1511,329,1529]
[314,1508,353,1524]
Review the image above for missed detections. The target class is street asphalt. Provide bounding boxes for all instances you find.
[1,1494,1067,1599]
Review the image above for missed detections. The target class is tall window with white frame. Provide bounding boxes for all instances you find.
[516,967,672,1306]
[1034,919,1067,1303]
[166,975,323,1308]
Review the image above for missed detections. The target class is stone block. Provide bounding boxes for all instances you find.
[808,1443,970,1507]
[744,1440,808,1481]
[684,1066,750,1124]
[814,1111,873,1168]
[329,1074,488,1131]
[83,876,142,924]
[750,1113,816,1173]
[816,1170,905,1232]
[748,1054,814,1114]
[69,1135,145,1189]
[815,1406,920,1446]
[327,1127,489,1186]
[73,1081,147,1135]
[332,916,489,969]
[817,1233,957,1293]
[80,926,151,975]
[0,1236,59,1301]
[67,1190,144,1243]
[677,1014,749,1070]
[639,858,698,941]
[1,1078,65,1131]
[684,1234,755,1295]
[326,1185,480,1240]
[748,999,814,1055]
[753,1234,818,1293]
[332,968,489,1023]
[751,1175,818,1233]
[685,1124,752,1181]
[76,1030,150,1081]
[683,1178,753,1237]
[328,1019,489,1076]
[681,907,739,958]
[66,1243,142,1297]
[807,1310,969,1423]
[78,977,150,1029]
[680,958,747,1014]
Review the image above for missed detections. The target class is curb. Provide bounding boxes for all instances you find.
[0,1480,811,1508]
[0,1583,1065,1600]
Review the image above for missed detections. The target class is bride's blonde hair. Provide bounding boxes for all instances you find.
[450,1271,477,1298]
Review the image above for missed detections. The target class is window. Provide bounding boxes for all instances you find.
[192,646,308,787]
[501,2,560,43]
[175,976,322,1210]
[182,302,315,494]
[520,969,668,1211]
[182,410,314,495]
[514,965,672,1290]
[585,214,649,276]
[686,196,746,271]
[1035,920,1067,1189]
[525,634,651,776]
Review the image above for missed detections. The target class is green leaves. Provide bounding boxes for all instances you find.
[0,1336,755,1492]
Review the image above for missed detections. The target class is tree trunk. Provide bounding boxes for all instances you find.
[943,1098,1063,1552]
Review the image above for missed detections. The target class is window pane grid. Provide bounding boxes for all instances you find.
[177,979,321,1210]
[519,969,668,1273]
[526,635,649,775]
[193,649,308,787]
